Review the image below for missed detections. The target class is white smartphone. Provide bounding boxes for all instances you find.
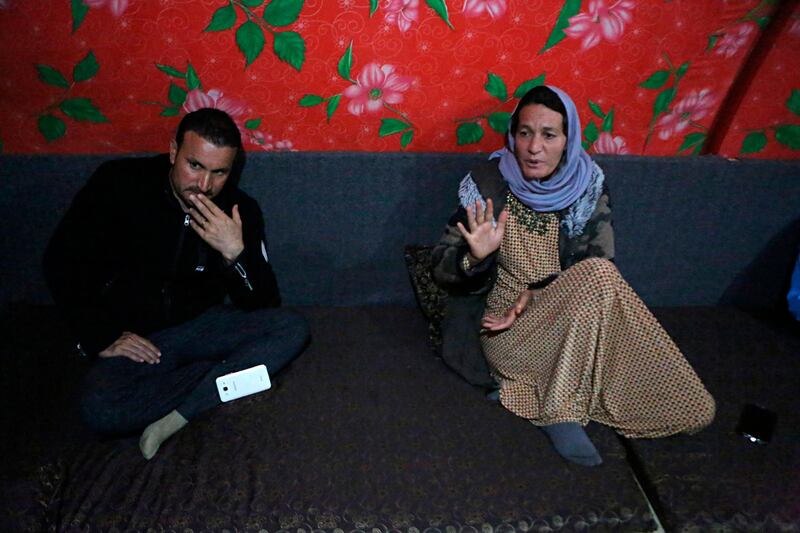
[216,364,271,402]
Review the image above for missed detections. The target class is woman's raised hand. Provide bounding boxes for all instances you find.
[456,198,509,262]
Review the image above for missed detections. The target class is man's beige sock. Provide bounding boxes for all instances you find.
[139,410,188,460]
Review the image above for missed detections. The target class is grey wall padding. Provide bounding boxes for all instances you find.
[2,153,799,309]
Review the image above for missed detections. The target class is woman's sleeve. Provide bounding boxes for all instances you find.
[560,182,615,269]
[585,184,615,260]
[431,213,495,289]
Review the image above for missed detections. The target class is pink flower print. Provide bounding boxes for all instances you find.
[343,63,413,116]
[563,0,635,50]
[183,89,249,119]
[715,23,756,58]
[462,0,507,20]
[655,89,716,140]
[249,131,269,148]
[383,0,419,32]
[593,132,630,154]
[83,0,129,17]
[248,131,295,152]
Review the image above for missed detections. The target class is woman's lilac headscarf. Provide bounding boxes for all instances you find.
[489,85,593,212]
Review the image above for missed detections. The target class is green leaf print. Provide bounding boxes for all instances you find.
[38,114,67,142]
[425,0,455,30]
[488,112,510,134]
[205,4,237,32]
[161,107,180,117]
[775,125,800,150]
[245,118,263,129]
[237,21,265,66]
[484,73,507,102]
[241,0,265,6]
[370,0,379,16]
[583,120,598,144]
[740,131,767,154]
[299,94,324,106]
[379,118,410,136]
[186,64,202,90]
[456,122,483,145]
[653,87,676,116]
[168,83,187,106]
[263,0,304,27]
[326,95,341,122]
[706,34,719,52]
[675,62,689,79]
[601,107,614,132]
[400,129,414,148]
[73,51,99,83]
[513,74,546,98]
[273,31,306,71]
[71,0,89,33]
[539,0,581,54]
[640,70,670,90]
[156,64,186,79]
[338,42,354,82]
[678,132,706,154]
[787,89,800,116]
[588,100,605,119]
[36,65,69,89]
[60,98,108,122]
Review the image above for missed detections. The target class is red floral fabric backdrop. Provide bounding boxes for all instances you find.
[0,0,797,157]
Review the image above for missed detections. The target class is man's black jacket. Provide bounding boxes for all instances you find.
[43,154,280,356]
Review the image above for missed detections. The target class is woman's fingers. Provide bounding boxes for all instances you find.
[466,204,477,230]
[474,200,485,225]
[482,310,515,331]
[514,289,532,314]
[495,209,508,235]
[456,221,470,239]
[481,315,500,329]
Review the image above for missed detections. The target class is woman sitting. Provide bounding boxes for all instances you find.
[432,85,715,466]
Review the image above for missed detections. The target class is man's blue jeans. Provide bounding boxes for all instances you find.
[80,306,310,434]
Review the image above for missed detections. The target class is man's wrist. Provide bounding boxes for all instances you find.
[223,244,245,265]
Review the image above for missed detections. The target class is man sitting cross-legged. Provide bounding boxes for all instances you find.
[43,108,309,459]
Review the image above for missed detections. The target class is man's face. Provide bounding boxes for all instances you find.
[169,130,238,211]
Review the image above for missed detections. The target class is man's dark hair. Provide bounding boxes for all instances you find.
[510,86,568,137]
[175,108,243,151]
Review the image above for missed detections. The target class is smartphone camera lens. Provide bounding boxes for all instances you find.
[223,386,228,391]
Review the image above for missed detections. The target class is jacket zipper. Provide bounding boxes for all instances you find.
[163,214,191,321]
[234,261,254,291]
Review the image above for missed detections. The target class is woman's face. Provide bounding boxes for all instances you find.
[513,103,567,181]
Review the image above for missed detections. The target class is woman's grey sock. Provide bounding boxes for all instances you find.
[539,422,603,466]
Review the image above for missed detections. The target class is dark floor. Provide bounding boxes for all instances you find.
[2,304,657,532]
[2,304,799,532]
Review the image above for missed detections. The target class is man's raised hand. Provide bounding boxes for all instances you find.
[188,193,245,264]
